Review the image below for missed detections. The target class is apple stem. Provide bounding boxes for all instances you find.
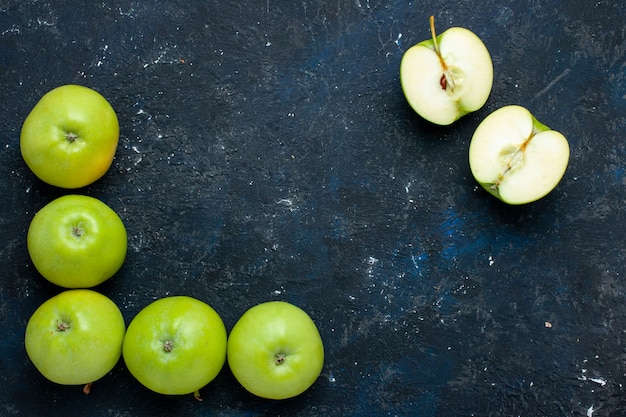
[429,16,440,55]
[429,15,456,92]
[194,390,203,401]
[83,382,92,395]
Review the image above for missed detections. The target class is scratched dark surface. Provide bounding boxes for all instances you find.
[1,1,625,416]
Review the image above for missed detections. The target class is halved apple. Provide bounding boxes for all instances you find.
[469,105,570,204]
[400,16,493,125]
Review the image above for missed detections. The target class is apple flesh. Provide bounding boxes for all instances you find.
[227,301,324,400]
[27,194,127,288]
[469,105,570,204]
[122,296,227,398]
[20,84,119,189]
[400,16,493,125]
[24,290,126,388]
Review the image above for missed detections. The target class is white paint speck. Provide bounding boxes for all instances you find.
[589,377,607,386]
[587,405,595,417]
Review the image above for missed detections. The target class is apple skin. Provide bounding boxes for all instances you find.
[122,296,227,396]
[227,301,324,400]
[20,84,119,189]
[469,105,570,204]
[27,194,127,288]
[24,289,126,386]
[400,22,493,125]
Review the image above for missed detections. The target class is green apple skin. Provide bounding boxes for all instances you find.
[400,25,493,125]
[25,289,126,386]
[20,84,119,189]
[469,105,570,204]
[27,194,127,288]
[227,301,324,400]
[122,296,227,396]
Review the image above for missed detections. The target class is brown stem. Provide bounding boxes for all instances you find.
[429,15,455,92]
[83,382,92,395]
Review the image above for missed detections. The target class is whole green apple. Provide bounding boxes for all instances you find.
[27,194,127,288]
[122,296,227,399]
[400,16,493,125]
[227,301,324,400]
[469,105,570,204]
[24,289,126,390]
[20,84,119,188]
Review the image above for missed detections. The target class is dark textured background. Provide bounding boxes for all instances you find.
[1,1,625,416]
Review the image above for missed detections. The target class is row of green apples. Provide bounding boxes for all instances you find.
[20,85,324,400]
[400,16,570,205]
[25,289,324,400]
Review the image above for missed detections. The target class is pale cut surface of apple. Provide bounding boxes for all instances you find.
[469,105,570,204]
[400,26,493,125]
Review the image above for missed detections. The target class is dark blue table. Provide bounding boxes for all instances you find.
[1,1,624,416]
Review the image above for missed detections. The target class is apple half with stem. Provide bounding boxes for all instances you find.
[227,301,324,400]
[400,16,493,125]
[469,105,570,204]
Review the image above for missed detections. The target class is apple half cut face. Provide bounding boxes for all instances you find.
[400,16,493,125]
[469,105,570,204]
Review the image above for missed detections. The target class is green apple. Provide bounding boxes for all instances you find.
[20,84,119,189]
[469,105,570,204]
[227,301,324,400]
[24,289,126,391]
[27,194,127,288]
[400,16,493,125]
[122,296,227,399]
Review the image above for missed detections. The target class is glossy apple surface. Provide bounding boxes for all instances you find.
[122,296,227,397]
[227,301,324,400]
[24,289,126,386]
[20,84,119,188]
[400,16,493,125]
[469,105,570,204]
[27,194,127,288]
